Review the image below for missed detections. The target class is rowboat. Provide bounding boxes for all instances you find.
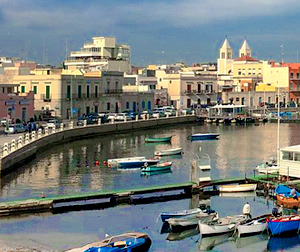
[66,232,151,252]
[198,214,247,236]
[166,211,218,230]
[275,184,300,209]
[140,169,172,177]
[218,184,257,193]
[144,136,172,143]
[107,156,146,168]
[141,161,172,172]
[268,214,300,236]
[118,159,159,169]
[160,208,203,222]
[154,147,182,156]
[189,133,220,141]
[236,214,272,237]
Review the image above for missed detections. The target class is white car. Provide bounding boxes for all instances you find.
[1,117,12,126]
[47,119,60,128]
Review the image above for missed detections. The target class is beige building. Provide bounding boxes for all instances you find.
[64,36,131,73]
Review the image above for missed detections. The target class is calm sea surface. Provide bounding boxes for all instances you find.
[1,122,300,251]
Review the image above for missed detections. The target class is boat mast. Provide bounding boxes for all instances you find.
[277,82,280,167]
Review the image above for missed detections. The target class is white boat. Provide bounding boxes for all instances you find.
[236,214,272,237]
[160,208,203,222]
[256,162,279,174]
[189,133,220,141]
[199,215,247,236]
[218,184,257,193]
[154,147,182,156]
[166,211,218,230]
[107,156,145,167]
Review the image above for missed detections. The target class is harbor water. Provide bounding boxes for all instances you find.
[1,122,300,251]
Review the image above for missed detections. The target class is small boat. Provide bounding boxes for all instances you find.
[236,214,272,237]
[198,214,247,236]
[166,211,218,230]
[154,147,182,156]
[117,159,159,169]
[218,184,257,193]
[268,214,300,236]
[275,184,300,209]
[141,161,172,172]
[144,136,172,143]
[107,156,146,168]
[160,208,203,222]
[140,169,172,177]
[189,133,220,141]
[256,160,279,174]
[66,232,151,252]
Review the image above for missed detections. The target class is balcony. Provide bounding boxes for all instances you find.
[105,89,123,95]
[41,94,52,102]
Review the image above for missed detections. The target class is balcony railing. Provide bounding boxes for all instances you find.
[41,94,52,102]
[105,89,123,95]
[184,90,216,95]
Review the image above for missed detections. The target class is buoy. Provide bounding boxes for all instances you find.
[95,160,100,166]
[103,160,107,166]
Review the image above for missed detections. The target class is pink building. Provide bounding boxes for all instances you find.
[0,84,34,123]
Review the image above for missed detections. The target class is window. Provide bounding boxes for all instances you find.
[236,97,239,102]
[238,69,241,75]
[291,72,294,79]
[107,102,110,110]
[248,68,251,75]
[242,69,245,75]
[126,102,129,109]
[67,85,71,99]
[78,85,82,99]
[221,52,225,59]
[21,86,25,93]
[45,86,50,99]
[95,86,98,98]
[295,153,300,161]
[252,68,256,75]
[258,68,261,75]
[87,85,90,99]
[169,80,172,84]
[297,73,300,79]
[33,86,37,94]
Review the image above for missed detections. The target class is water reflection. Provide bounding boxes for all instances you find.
[198,233,232,251]
[267,234,300,251]
[167,227,199,241]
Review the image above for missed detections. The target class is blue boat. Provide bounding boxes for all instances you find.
[81,232,151,252]
[268,214,300,236]
[189,133,220,141]
[275,184,300,209]
[118,159,159,169]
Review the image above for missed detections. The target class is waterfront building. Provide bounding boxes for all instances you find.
[281,63,300,106]
[64,36,131,73]
[156,64,219,109]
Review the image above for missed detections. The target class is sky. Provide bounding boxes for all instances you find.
[1,0,300,67]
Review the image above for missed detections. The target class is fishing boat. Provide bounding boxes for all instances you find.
[268,214,300,236]
[166,211,218,230]
[66,232,151,252]
[118,159,159,169]
[144,136,172,143]
[236,214,272,237]
[198,215,247,236]
[218,184,257,193]
[189,133,220,141]
[160,208,203,222]
[141,161,172,172]
[154,147,182,156]
[275,184,300,209]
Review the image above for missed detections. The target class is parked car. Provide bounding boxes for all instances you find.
[107,113,117,122]
[77,116,94,126]
[47,119,60,128]
[122,110,136,120]
[1,117,12,126]
[115,113,132,121]
[5,124,26,134]
[152,109,165,118]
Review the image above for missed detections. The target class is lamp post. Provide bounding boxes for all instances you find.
[70,74,72,120]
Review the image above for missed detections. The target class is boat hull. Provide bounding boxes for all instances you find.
[141,162,172,172]
[145,136,172,143]
[237,214,272,237]
[154,148,182,156]
[189,133,219,141]
[268,215,300,236]
[118,159,159,169]
[160,208,202,222]
[219,184,257,193]
[275,185,300,209]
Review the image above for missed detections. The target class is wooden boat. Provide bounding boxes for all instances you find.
[141,161,172,172]
[268,214,300,236]
[236,214,272,237]
[189,133,220,141]
[166,211,218,230]
[154,147,182,156]
[198,215,247,236]
[160,208,203,222]
[118,159,159,169]
[66,232,151,252]
[218,184,257,193]
[144,136,172,143]
[275,184,300,209]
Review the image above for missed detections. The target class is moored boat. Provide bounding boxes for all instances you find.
[166,210,218,230]
[275,184,300,209]
[236,214,272,237]
[66,232,151,252]
[118,159,159,169]
[144,136,172,143]
[107,156,146,168]
[141,161,172,172]
[160,208,203,222]
[189,133,220,141]
[198,215,247,236]
[154,147,182,156]
[218,184,257,193]
[268,214,300,236]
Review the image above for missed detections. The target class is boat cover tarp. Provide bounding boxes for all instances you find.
[275,185,300,197]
